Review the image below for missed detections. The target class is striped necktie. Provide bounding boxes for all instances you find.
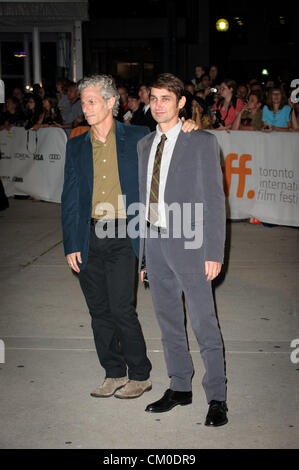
[148,133,167,225]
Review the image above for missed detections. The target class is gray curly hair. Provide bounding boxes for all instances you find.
[78,74,120,117]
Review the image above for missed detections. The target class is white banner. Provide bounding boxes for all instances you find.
[209,130,299,227]
[0,127,67,203]
[1,128,299,226]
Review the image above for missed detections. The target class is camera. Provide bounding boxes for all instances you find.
[210,88,218,93]
[212,109,225,128]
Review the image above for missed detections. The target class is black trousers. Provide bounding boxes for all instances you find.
[78,224,151,381]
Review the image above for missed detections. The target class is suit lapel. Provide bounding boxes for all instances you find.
[115,119,125,164]
[164,131,191,202]
[82,129,93,194]
[114,120,128,206]
[167,130,190,175]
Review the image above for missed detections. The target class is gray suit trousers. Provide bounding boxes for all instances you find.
[146,228,227,403]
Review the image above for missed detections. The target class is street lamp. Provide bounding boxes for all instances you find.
[14,51,27,58]
[216,18,229,32]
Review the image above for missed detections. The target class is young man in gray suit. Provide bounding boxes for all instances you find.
[137,73,228,426]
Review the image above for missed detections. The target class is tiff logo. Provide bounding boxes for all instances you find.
[0,339,4,363]
[224,153,255,199]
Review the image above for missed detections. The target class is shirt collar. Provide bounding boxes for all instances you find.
[155,118,182,140]
[90,120,115,145]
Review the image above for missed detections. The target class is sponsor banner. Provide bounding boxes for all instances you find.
[0,127,67,202]
[0,127,16,197]
[208,130,299,227]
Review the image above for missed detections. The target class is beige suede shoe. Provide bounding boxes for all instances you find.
[90,377,128,398]
[114,379,152,399]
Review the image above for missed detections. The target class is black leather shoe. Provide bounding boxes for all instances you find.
[205,400,228,427]
[145,389,192,413]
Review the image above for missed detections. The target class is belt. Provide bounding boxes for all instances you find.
[90,218,127,229]
[146,221,167,234]
[90,218,120,225]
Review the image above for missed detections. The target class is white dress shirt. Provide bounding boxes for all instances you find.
[146,119,182,228]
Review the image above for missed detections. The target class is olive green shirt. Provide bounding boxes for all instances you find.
[90,123,126,220]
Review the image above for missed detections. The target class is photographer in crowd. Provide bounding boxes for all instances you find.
[212,79,243,130]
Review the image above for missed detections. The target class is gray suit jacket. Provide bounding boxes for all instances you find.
[137,129,226,273]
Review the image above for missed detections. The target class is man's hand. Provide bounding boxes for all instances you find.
[205,261,222,281]
[140,269,147,283]
[181,117,199,132]
[66,252,82,273]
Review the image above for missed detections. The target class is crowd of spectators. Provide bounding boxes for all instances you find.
[114,65,298,133]
[0,67,298,212]
[1,65,298,139]
[110,65,298,134]
[183,64,297,132]
[0,78,86,137]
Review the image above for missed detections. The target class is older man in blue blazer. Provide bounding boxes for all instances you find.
[61,75,153,399]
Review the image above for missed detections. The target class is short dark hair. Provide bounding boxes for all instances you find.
[67,81,77,89]
[128,90,139,100]
[192,96,208,115]
[150,73,184,103]
[139,83,150,92]
[250,81,263,89]
[198,73,210,82]
[56,77,71,94]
